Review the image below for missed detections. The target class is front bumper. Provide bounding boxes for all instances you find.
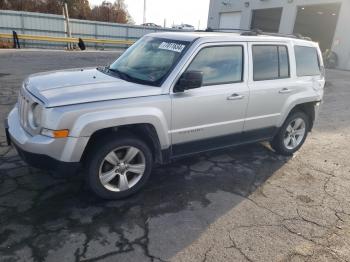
[4,118,11,146]
[5,107,88,172]
[12,140,80,173]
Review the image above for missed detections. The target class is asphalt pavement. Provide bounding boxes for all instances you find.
[0,50,350,262]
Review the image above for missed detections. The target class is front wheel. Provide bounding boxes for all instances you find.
[85,134,153,199]
[270,111,310,156]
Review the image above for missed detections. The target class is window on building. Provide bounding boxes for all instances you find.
[187,46,243,86]
[294,46,320,76]
[253,45,290,81]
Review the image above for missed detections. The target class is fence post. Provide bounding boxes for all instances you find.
[20,13,25,48]
[126,26,129,49]
[64,3,72,49]
[95,23,98,50]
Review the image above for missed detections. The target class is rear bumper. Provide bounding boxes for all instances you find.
[314,101,322,124]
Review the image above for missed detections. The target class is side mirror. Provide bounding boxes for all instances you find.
[174,71,203,93]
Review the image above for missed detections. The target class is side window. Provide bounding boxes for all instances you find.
[294,46,320,76]
[279,46,290,78]
[186,46,243,86]
[253,45,290,81]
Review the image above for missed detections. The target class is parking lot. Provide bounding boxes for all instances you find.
[0,49,350,262]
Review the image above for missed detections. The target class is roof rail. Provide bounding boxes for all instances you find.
[203,27,294,37]
[203,27,313,41]
[251,30,298,38]
[204,27,251,33]
[257,31,314,41]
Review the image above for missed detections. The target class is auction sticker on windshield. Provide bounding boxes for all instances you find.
[159,42,186,53]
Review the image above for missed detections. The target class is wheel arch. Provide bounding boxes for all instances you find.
[279,101,318,131]
[81,123,166,165]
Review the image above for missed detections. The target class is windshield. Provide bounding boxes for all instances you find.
[109,37,190,86]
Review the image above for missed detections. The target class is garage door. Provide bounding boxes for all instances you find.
[293,3,341,51]
[219,12,241,29]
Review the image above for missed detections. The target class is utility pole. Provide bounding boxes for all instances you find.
[143,0,146,24]
[63,1,72,49]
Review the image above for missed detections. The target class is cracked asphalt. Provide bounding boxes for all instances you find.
[0,49,350,262]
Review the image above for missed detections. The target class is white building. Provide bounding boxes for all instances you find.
[207,0,350,70]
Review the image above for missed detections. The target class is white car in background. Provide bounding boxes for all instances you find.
[141,23,161,28]
[172,24,195,31]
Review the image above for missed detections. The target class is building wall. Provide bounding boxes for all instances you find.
[208,0,350,70]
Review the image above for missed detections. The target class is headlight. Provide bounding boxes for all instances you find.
[28,103,42,128]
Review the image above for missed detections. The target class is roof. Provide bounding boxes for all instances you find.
[147,31,318,47]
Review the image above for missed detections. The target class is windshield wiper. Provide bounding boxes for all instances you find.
[96,66,109,73]
[106,67,128,80]
[97,66,127,82]
[106,67,123,77]
[107,67,147,85]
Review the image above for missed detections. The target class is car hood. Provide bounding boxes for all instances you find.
[25,68,162,107]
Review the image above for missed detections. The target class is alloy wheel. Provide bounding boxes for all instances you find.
[283,117,306,150]
[98,146,146,192]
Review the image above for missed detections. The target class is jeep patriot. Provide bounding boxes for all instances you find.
[5,32,325,199]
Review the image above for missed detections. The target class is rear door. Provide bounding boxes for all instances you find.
[245,42,294,133]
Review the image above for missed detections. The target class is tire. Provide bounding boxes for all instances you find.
[85,134,153,199]
[270,111,310,156]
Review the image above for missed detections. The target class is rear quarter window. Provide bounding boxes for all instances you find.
[294,46,320,76]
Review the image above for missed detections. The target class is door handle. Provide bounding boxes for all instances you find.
[279,88,292,94]
[227,93,245,100]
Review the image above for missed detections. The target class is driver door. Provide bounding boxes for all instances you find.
[170,42,249,157]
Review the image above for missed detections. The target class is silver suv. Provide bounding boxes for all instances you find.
[5,32,325,199]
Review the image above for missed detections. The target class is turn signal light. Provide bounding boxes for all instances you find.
[53,129,69,138]
[41,128,69,138]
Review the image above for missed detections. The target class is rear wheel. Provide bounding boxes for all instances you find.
[86,134,153,199]
[270,111,310,156]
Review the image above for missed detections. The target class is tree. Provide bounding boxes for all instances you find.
[91,0,132,23]
[41,0,63,15]
[0,0,8,9]
[0,0,133,24]
[63,0,92,20]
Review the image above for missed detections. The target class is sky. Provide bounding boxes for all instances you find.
[89,0,210,29]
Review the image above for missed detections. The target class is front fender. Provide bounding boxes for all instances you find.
[69,107,171,149]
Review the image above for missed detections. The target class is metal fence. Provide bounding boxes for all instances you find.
[0,10,179,49]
